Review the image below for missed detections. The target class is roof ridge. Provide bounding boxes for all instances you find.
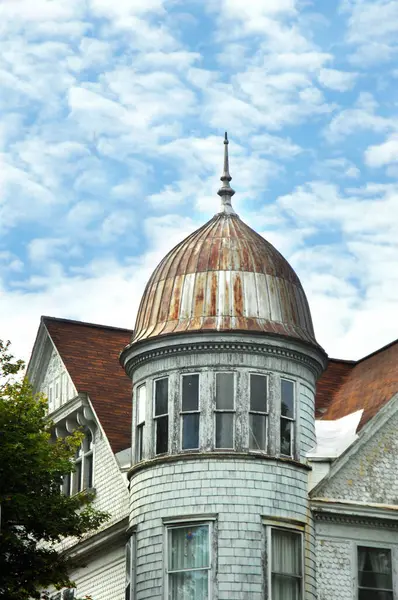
[355,337,398,364]
[41,315,133,334]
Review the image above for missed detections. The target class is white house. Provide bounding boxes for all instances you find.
[27,135,398,600]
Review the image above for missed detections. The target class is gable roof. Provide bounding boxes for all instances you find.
[316,339,398,431]
[42,316,133,454]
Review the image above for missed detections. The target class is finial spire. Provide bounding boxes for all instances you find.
[217,132,236,215]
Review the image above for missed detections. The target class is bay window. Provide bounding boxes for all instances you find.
[280,379,295,457]
[358,546,393,600]
[270,527,303,600]
[136,384,146,461]
[166,522,211,600]
[181,374,200,450]
[154,377,169,455]
[249,374,268,451]
[214,372,234,449]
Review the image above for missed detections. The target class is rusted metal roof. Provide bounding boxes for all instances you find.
[132,212,320,347]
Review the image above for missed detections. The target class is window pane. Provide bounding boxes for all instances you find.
[182,375,199,411]
[216,373,234,409]
[125,540,131,585]
[168,525,209,570]
[358,547,392,590]
[72,461,82,494]
[156,415,168,455]
[84,453,93,489]
[281,379,294,418]
[358,592,393,600]
[271,574,301,600]
[215,413,234,448]
[272,529,302,576]
[82,430,92,452]
[169,571,208,600]
[137,424,144,460]
[155,378,168,416]
[250,374,267,412]
[137,384,146,424]
[62,472,71,496]
[249,414,266,451]
[182,414,199,450]
[281,418,292,456]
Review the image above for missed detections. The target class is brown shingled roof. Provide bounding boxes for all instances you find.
[42,316,132,454]
[316,339,398,430]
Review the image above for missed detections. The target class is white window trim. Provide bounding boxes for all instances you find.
[265,520,305,600]
[214,371,235,450]
[164,519,213,600]
[125,532,136,600]
[355,543,394,599]
[249,372,269,453]
[153,376,169,456]
[280,377,296,458]
[180,373,201,451]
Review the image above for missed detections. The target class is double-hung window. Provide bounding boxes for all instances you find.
[154,377,169,455]
[125,534,136,600]
[358,546,393,599]
[136,384,146,461]
[269,527,303,600]
[280,379,295,457]
[166,522,211,600]
[249,374,268,451]
[181,374,200,450]
[62,430,94,496]
[214,372,234,449]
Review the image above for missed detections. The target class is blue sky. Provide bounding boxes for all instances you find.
[1,0,398,362]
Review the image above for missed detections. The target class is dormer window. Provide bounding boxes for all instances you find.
[62,430,94,496]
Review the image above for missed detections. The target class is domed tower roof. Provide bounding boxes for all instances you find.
[132,134,319,348]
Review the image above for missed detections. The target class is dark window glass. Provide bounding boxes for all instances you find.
[125,584,131,600]
[84,453,93,489]
[182,414,199,449]
[215,413,234,448]
[182,375,199,411]
[281,379,294,418]
[358,593,393,600]
[280,419,292,456]
[155,378,168,416]
[62,472,71,496]
[137,424,144,461]
[250,374,267,412]
[83,429,92,452]
[216,373,234,409]
[358,547,392,595]
[249,414,266,451]
[156,415,168,454]
[73,461,82,494]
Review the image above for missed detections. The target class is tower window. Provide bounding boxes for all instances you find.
[166,522,211,600]
[154,377,168,455]
[270,527,303,600]
[136,384,146,461]
[181,374,200,450]
[214,372,235,449]
[249,374,268,451]
[280,379,295,457]
[358,546,393,599]
[125,533,136,600]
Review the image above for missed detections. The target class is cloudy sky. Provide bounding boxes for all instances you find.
[1,0,398,363]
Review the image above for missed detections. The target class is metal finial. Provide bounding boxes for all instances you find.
[217,131,236,215]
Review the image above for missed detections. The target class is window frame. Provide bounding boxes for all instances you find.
[214,371,235,450]
[180,373,200,451]
[266,523,304,600]
[153,376,169,456]
[164,519,213,600]
[280,377,295,458]
[248,372,269,452]
[356,544,394,599]
[125,532,136,600]
[136,383,146,462]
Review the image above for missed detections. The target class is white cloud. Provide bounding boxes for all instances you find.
[364,135,398,167]
[318,68,357,91]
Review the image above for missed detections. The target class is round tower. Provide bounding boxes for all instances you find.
[121,134,327,600]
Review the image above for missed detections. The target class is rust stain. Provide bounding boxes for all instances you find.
[233,274,243,317]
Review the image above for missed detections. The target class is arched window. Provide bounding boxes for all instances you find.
[62,430,94,496]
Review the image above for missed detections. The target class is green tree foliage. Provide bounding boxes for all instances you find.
[0,341,109,599]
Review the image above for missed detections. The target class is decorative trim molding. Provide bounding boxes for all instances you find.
[124,339,323,378]
[312,499,398,529]
[313,511,398,530]
[128,450,311,480]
